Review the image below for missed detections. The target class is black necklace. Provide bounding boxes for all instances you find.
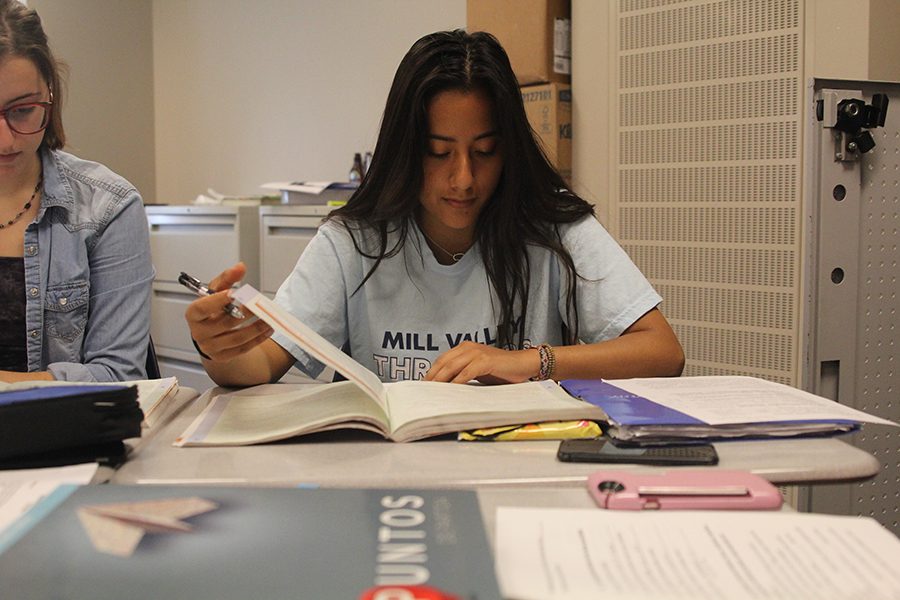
[0,176,43,229]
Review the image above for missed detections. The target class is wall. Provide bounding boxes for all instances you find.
[152,0,465,203]
[27,1,898,205]
[571,0,612,226]
[806,0,900,82]
[868,0,900,82]
[30,0,156,202]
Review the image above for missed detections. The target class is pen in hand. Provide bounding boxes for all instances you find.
[178,271,246,319]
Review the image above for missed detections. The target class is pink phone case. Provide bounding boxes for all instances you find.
[587,469,783,510]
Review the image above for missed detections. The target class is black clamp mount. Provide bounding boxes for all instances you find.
[816,93,889,161]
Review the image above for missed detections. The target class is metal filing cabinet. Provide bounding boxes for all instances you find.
[259,205,333,297]
[259,205,335,383]
[146,205,260,391]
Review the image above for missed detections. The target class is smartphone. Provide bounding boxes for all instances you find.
[587,469,783,510]
[557,438,719,465]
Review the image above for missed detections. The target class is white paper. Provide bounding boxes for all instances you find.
[135,377,180,427]
[608,376,897,427]
[0,464,98,534]
[232,285,387,410]
[260,181,334,195]
[495,507,900,600]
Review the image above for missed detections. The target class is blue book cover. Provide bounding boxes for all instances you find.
[561,379,706,426]
[0,485,501,600]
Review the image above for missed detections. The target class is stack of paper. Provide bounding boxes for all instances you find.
[561,376,897,444]
[0,464,98,535]
[260,181,356,205]
[134,377,179,428]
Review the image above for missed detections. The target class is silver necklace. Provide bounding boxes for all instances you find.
[0,176,42,230]
[421,229,466,263]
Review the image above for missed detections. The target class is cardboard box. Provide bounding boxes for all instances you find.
[521,82,571,181]
[467,0,571,85]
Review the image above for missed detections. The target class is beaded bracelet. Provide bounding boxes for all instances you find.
[530,343,556,381]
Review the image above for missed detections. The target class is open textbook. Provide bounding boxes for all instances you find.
[175,285,605,445]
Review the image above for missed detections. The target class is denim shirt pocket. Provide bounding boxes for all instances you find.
[44,280,90,343]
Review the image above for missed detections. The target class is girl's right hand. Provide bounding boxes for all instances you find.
[183,262,274,362]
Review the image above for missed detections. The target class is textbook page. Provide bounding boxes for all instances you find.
[175,382,389,446]
[608,376,897,426]
[232,285,387,412]
[386,379,605,441]
[176,379,605,445]
[495,507,900,600]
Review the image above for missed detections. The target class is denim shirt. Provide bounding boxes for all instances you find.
[22,148,154,381]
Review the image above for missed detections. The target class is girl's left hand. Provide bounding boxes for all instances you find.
[424,341,540,384]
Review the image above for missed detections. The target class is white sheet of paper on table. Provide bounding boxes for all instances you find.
[495,506,900,600]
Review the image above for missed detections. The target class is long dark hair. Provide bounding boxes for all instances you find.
[330,29,593,347]
[0,0,66,149]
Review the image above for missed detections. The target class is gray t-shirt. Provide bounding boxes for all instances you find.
[273,215,661,382]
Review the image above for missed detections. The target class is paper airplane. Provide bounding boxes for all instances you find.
[77,497,218,557]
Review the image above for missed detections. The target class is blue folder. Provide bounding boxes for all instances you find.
[561,378,862,445]
[561,379,706,426]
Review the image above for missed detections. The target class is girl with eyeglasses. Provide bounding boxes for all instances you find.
[0,0,153,382]
[187,30,684,386]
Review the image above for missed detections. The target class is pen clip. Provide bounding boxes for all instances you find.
[178,272,209,295]
[178,271,245,319]
[636,486,749,497]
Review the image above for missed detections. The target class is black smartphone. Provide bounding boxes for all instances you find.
[557,438,719,465]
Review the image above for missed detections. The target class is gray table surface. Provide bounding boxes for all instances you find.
[112,384,881,488]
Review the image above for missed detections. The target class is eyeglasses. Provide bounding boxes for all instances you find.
[0,100,53,135]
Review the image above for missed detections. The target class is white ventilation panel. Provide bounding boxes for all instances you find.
[614,0,803,383]
[590,0,899,538]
